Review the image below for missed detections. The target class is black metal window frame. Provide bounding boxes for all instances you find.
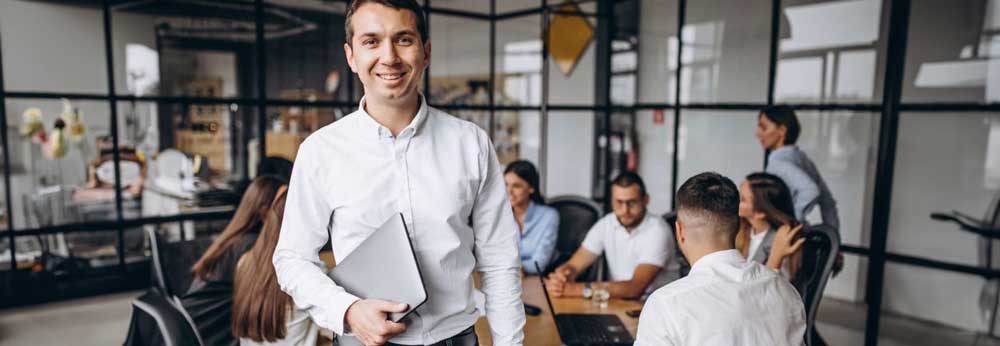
[1,0,999,344]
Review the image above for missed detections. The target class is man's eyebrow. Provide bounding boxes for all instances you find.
[392,29,419,37]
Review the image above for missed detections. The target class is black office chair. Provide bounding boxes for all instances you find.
[146,228,212,297]
[545,195,606,281]
[791,224,840,346]
[661,211,691,278]
[931,192,1000,340]
[124,290,204,346]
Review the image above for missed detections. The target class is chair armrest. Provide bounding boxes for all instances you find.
[931,212,1000,239]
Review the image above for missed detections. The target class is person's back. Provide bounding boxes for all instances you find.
[637,249,804,346]
[635,172,805,346]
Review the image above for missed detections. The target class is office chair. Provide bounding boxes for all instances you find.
[546,195,607,281]
[125,290,205,346]
[179,280,237,346]
[146,228,214,297]
[931,192,1000,341]
[792,224,840,346]
[661,211,691,278]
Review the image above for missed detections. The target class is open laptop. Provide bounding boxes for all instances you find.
[535,263,634,346]
[328,214,427,322]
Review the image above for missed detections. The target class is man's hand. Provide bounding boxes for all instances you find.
[344,299,409,345]
[545,277,566,297]
[767,224,805,270]
[547,266,574,283]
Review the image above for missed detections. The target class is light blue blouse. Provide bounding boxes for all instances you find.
[518,202,559,274]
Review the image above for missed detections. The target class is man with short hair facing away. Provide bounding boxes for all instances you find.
[545,172,675,300]
[272,1,525,345]
[634,172,806,346]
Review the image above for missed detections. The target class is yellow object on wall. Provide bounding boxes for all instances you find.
[547,2,594,76]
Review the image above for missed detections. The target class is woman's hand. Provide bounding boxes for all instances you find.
[767,224,805,270]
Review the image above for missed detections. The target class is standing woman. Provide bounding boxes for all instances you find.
[504,160,559,274]
[756,105,840,231]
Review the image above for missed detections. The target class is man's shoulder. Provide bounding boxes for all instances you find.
[645,276,704,305]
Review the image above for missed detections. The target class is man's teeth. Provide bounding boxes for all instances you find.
[379,74,402,80]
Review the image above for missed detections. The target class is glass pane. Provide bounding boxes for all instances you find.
[637,0,680,104]
[429,1,488,15]
[635,109,676,215]
[429,14,491,106]
[611,0,640,106]
[546,111,594,198]
[546,2,596,105]
[498,0,540,14]
[680,0,771,103]
[263,105,343,163]
[677,110,763,182]
[264,2,354,102]
[4,98,118,230]
[880,263,991,344]
[795,110,878,248]
[1,1,108,94]
[112,1,261,98]
[132,101,257,235]
[776,0,887,103]
[497,14,542,106]
[902,0,1000,103]
[889,113,1000,264]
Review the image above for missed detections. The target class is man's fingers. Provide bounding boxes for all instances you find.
[383,320,408,335]
[376,300,410,313]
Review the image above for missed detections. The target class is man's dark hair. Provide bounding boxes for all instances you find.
[675,172,740,235]
[611,171,647,197]
[760,105,801,145]
[345,0,428,45]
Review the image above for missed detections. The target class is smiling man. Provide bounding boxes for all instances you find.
[272,1,525,346]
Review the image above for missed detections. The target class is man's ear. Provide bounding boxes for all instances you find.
[675,220,685,245]
[422,40,432,67]
[344,43,357,73]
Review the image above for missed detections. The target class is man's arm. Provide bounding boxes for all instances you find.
[634,295,679,346]
[551,248,599,282]
[560,264,662,299]
[471,133,525,345]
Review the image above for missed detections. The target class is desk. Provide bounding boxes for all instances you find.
[474,276,642,345]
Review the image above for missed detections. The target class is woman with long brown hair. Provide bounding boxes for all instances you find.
[233,186,319,346]
[736,172,805,279]
[189,175,285,291]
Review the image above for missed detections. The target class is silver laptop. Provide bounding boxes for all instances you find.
[327,213,427,322]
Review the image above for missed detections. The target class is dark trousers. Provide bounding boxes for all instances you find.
[338,326,478,346]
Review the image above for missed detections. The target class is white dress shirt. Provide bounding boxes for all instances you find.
[635,249,806,346]
[273,96,525,345]
[580,212,674,296]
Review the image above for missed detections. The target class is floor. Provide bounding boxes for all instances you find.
[0,291,998,346]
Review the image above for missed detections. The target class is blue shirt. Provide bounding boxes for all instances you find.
[518,202,559,274]
[766,145,840,231]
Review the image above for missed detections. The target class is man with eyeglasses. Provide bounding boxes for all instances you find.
[545,172,676,300]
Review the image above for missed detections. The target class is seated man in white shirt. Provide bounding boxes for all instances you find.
[635,172,806,346]
[545,172,674,300]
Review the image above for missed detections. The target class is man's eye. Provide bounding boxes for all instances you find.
[398,37,413,44]
[363,39,376,46]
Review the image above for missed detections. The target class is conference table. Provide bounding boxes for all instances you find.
[473,276,643,345]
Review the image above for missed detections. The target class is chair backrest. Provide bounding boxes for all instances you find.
[661,211,690,277]
[180,280,237,346]
[147,228,213,297]
[131,291,204,346]
[792,224,839,346]
[545,195,603,275]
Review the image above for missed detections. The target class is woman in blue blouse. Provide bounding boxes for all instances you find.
[504,160,559,275]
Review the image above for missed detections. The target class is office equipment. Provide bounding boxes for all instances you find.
[792,224,840,346]
[328,214,427,322]
[535,263,633,346]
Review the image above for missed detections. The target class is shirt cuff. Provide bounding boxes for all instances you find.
[328,291,361,335]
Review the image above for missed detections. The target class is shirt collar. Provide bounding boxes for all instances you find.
[771,145,798,157]
[356,94,430,139]
[689,249,745,275]
[615,212,650,237]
